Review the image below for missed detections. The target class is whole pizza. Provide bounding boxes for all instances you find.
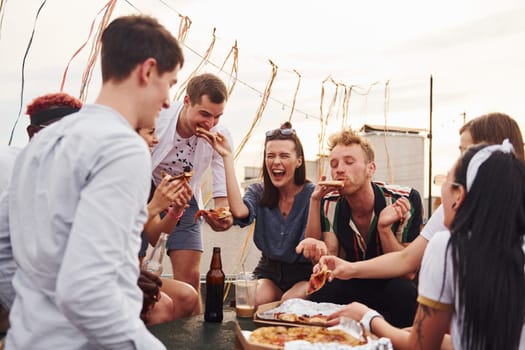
[249,326,366,348]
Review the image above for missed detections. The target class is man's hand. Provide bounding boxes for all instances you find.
[201,212,233,232]
[377,196,411,230]
[296,238,328,263]
[312,176,342,201]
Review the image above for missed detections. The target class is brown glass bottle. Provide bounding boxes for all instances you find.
[204,247,225,322]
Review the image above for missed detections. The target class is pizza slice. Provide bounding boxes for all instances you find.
[297,314,329,325]
[306,265,331,295]
[275,312,299,323]
[196,126,224,142]
[318,180,344,187]
[160,168,194,182]
[194,207,232,222]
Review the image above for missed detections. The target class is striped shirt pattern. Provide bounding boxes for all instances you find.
[320,181,423,261]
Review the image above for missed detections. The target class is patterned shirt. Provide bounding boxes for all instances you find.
[320,181,423,261]
[156,133,198,177]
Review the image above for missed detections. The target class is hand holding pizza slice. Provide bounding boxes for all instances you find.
[194,207,232,222]
[317,180,344,187]
[195,126,224,142]
[306,265,331,295]
[195,126,233,159]
[160,168,193,182]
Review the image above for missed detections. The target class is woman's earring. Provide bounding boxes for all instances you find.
[451,202,457,209]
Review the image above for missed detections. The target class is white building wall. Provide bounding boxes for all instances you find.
[364,132,425,203]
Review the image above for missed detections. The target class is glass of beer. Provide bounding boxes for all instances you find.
[235,272,257,318]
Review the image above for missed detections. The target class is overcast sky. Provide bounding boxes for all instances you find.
[1,0,524,197]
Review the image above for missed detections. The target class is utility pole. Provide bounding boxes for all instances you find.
[461,111,466,125]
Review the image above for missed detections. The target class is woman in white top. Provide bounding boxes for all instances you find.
[319,140,525,350]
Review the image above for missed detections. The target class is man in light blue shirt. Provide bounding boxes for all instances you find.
[0,15,184,350]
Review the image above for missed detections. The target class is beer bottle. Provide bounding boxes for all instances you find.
[204,246,225,322]
[141,232,168,276]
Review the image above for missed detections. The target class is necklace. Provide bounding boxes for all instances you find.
[280,198,293,219]
[279,185,303,219]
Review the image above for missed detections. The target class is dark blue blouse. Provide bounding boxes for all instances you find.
[234,182,315,263]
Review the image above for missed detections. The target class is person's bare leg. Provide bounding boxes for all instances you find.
[145,292,174,325]
[161,277,199,318]
[281,280,308,300]
[255,278,282,306]
[169,249,202,312]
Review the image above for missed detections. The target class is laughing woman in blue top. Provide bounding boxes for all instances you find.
[198,122,315,305]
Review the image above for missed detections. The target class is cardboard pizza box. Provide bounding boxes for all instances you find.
[253,301,289,327]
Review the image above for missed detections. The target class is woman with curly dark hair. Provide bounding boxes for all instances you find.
[138,269,174,325]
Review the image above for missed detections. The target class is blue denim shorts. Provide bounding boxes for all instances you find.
[253,255,313,291]
[139,195,203,258]
[165,196,203,252]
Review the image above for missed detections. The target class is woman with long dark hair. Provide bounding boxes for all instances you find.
[435,141,525,349]
[199,121,315,305]
[318,140,525,349]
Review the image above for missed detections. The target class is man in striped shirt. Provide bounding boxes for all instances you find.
[298,128,423,327]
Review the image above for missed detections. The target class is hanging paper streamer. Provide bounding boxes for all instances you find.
[234,60,278,160]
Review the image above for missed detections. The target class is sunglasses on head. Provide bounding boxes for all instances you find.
[265,128,295,139]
